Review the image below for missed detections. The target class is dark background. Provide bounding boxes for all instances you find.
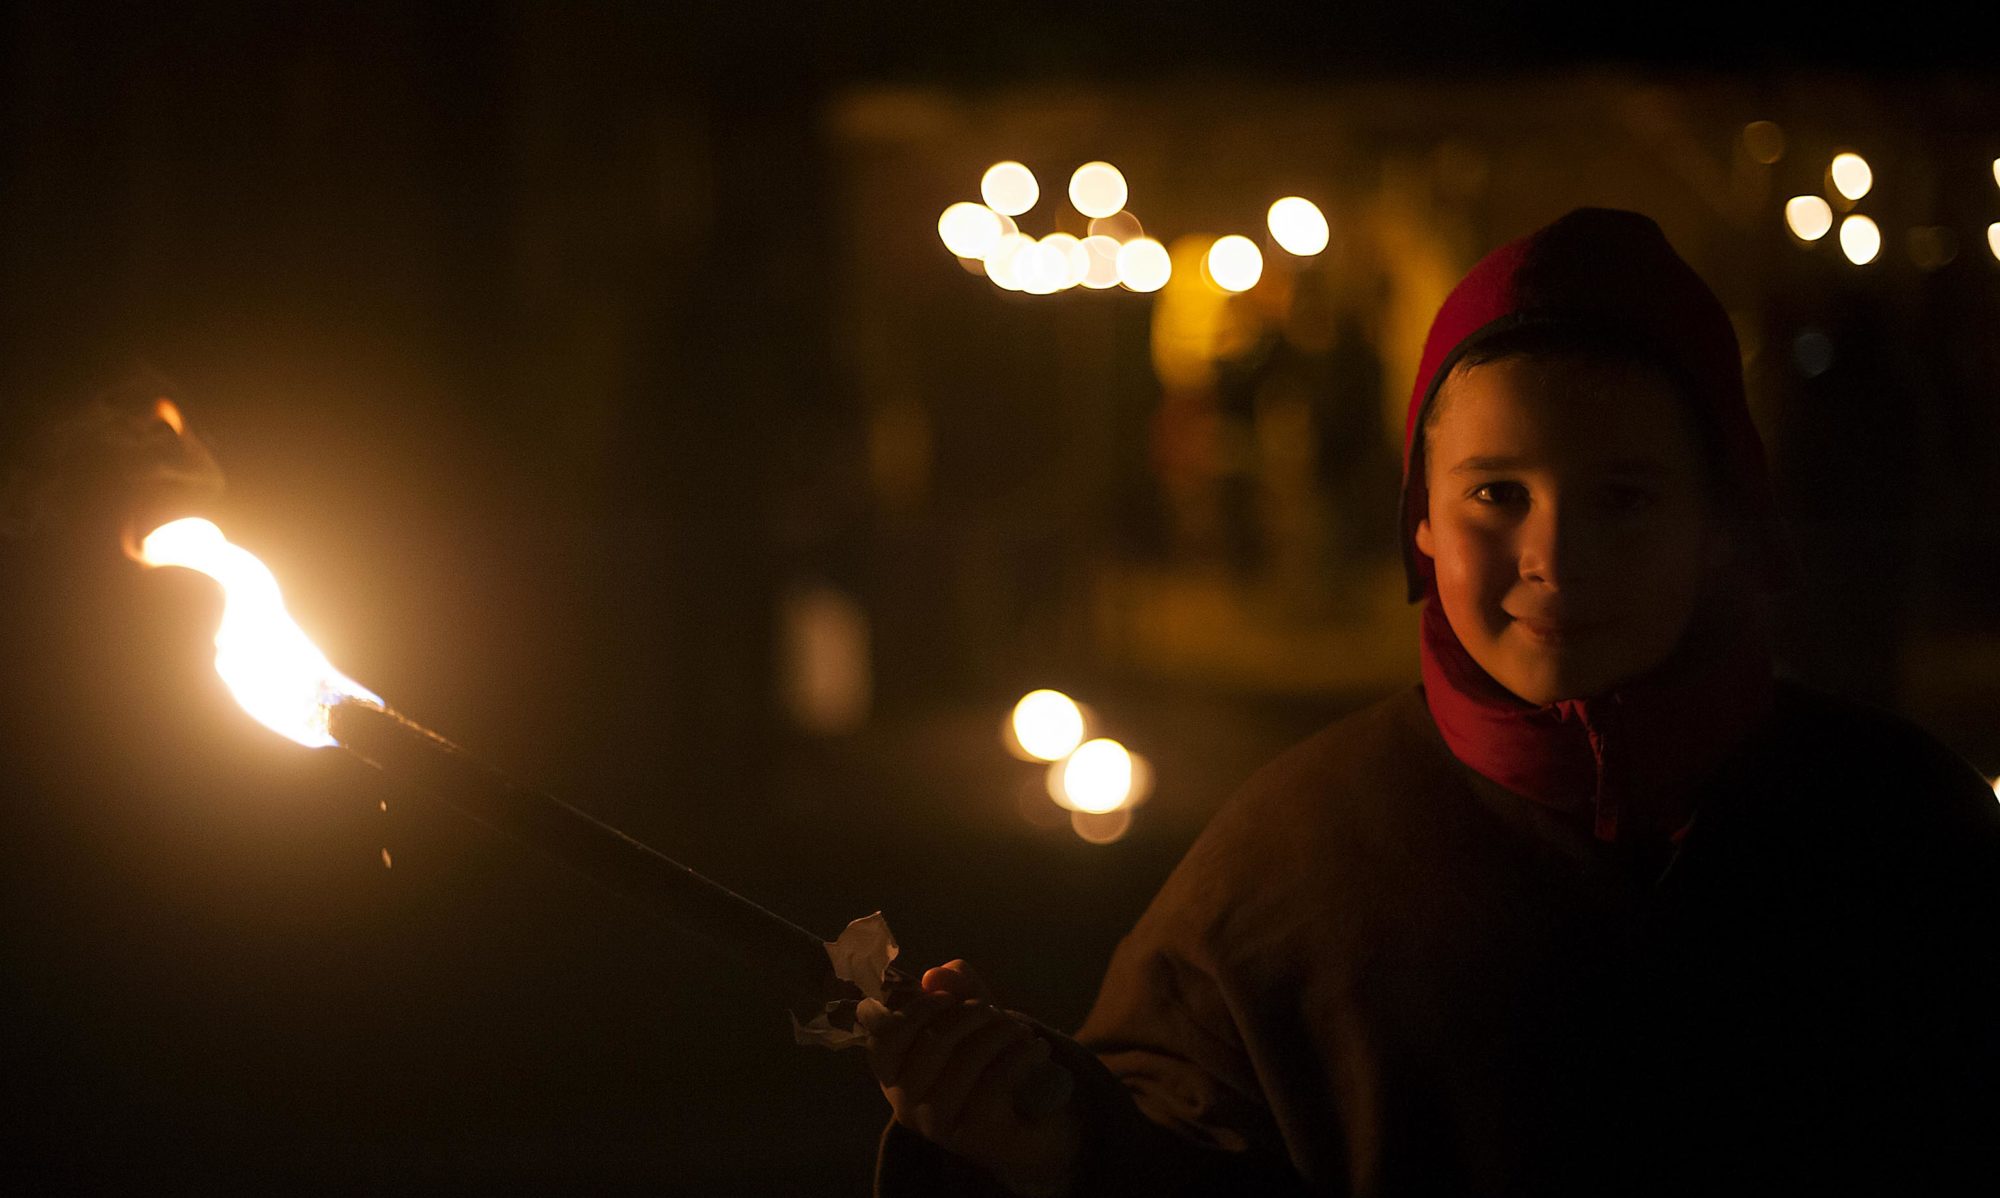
[3,3,1997,1193]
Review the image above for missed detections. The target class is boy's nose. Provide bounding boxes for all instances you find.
[1515,504,1599,588]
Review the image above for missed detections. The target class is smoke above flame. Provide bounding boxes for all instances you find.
[0,379,222,547]
[137,517,383,747]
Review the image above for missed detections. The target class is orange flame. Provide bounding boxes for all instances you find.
[137,517,383,747]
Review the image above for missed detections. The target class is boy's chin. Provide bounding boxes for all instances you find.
[1491,653,1615,708]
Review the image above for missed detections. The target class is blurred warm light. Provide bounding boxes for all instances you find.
[1014,237,1076,295]
[1010,690,1086,761]
[1993,159,2000,189]
[1117,238,1172,292]
[155,398,185,435]
[1204,235,1264,292]
[1742,120,1785,165]
[981,161,1039,216]
[1267,197,1330,256]
[136,518,384,748]
[780,582,871,736]
[1049,738,1135,813]
[1041,233,1090,289]
[984,232,1035,291]
[938,202,1004,260]
[1989,223,2000,262]
[1081,235,1122,288]
[1070,807,1133,845]
[1839,214,1881,265]
[1829,152,1873,201]
[1089,210,1144,243]
[1784,196,1833,241]
[1068,162,1129,220]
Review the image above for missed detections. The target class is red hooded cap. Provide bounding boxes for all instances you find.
[1401,209,1803,844]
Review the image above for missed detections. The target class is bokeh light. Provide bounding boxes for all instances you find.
[1070,807,1133,845]
[1088,210,1144,243]
[1830,152,1873,201]
[1116,238,1172,292]
[981,161,1039,216]
[1009,689,1085,761]
[984,232,1035,291]
[1992,159,1999,190]
[1049,738,1135,813]
[1204,235,1263,292]
[1742,120,1785,165]
[1016,237,1080,294]
[1267,197,1330,256]
[1041,232,1090,289]
[1785,195,1833,241]
[938,202,1004,259]
[1989,223,2000,262]
[1080,235,1122,288]
[1068,162,1129,220]
[1839,214,1881,265]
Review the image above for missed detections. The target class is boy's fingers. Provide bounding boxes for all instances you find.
[957,1035,1057,1136]
[893,1001,997,1101]
[920,1017,1038,1139]
[921,960,986,1003]
[863,992,954,1086]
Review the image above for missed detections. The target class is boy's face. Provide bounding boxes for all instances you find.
[1414,354,1727,706]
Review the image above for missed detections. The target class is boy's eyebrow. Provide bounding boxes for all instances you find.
[1449,455,1670,476]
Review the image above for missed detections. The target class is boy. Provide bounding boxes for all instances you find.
[858,209,2000,1195]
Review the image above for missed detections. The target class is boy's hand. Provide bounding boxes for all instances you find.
[857,960,1083,1198]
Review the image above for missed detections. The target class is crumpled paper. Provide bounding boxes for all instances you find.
[790,911,899,1050]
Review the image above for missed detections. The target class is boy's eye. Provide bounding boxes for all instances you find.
[1470,482,1525,505]
[1468,482,1657,511]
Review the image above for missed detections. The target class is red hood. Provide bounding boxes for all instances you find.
[1400,208,1801,844]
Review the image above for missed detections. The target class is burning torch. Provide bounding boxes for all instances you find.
[130,512,1073,1120]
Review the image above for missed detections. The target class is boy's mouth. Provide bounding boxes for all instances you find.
[1514,617,1599,645]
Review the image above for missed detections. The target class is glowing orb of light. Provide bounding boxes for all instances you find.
[1988,223,2000,263]
[1088,210,1144,243]
[1116,238,1172,292]
[938,202,1004,259]
[1839,214,1882,265]
[1014,237,1077,295]
[984,232,1036,291]
[1204,235,1264,292]
[1080,235,1122,288]
[1010,689,1086,761]
[1830,152,1873,202]
[1050,738,1136,814]
[981,161,1040,217]
[1267,197,1330,256]
[1068,162,1129,220]
[1040,232,1090,289]
[1785,195,1833,242]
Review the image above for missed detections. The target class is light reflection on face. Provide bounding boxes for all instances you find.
[1414,354,1728,706]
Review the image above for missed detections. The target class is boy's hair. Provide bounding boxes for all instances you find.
[1419,321,1732,507]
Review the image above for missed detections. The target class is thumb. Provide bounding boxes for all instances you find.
[921,959,993,1004]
